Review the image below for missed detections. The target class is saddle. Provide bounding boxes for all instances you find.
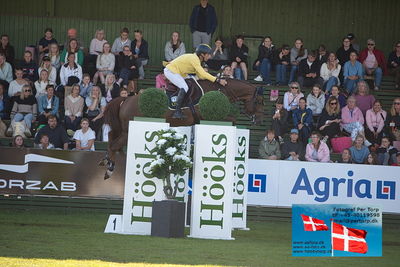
[166,78,204,110]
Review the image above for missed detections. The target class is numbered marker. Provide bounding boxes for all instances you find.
[104,214,122,233]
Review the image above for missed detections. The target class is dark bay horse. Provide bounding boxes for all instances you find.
[100,78,264,179]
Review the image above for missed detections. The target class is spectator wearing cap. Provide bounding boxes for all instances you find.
[387,41,400,89]
[38,28,58,56]
[297,50,323,87]
[347,33,360,53]
[38,56,57,84]
[359,38,387,91]
[258,129,281,160]
[281,129,305,161]
[272,97,289,143]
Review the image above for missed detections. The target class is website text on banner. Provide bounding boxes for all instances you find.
[247,159,399,213]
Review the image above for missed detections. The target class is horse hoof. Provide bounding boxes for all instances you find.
[104,173,110,180]
[98,159,107,166]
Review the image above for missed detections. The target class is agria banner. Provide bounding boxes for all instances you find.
[247,160,399,213]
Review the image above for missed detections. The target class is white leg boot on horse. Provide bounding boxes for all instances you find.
[172,88,187,119]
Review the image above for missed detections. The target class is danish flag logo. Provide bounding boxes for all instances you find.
[332,222,368,254]
[300,214,329,231]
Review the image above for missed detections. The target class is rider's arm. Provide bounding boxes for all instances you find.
[193,61,217,83]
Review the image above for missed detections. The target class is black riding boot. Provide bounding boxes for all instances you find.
[172,88,187,119]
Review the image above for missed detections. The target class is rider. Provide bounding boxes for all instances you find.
[164,43,228,119]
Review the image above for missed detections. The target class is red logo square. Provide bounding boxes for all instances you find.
[254,180,261,187]
[383,187,389,193]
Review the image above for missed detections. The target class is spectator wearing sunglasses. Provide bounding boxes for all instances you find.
[318,96,342,142]
[10,84,37,132]
[359,39,387,91]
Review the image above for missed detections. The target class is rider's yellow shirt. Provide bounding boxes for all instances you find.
[166,53,217,83]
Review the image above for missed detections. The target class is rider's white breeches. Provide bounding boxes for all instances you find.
[164,67,189,92]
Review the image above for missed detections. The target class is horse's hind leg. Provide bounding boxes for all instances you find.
[104,132,128,180]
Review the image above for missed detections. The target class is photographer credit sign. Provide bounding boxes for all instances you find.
[122,119,169,235]
[232,128,249,230]
[189,123,236,240]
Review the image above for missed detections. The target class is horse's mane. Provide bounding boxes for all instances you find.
[104,96,126,139]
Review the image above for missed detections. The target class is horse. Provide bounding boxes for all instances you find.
[99,78,264,179]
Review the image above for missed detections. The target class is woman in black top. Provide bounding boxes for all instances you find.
[318,96,342,140]
[230,35,248,80]
[117,46,139,90]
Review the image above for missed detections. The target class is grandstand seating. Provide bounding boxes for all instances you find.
[1,64,398,162]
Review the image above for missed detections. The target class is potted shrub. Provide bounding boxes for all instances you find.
[149,128,192,238]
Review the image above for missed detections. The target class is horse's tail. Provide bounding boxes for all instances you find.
[104,97,125,139]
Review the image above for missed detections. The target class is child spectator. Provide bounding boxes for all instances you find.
[271,98,288,143]
[37,85,59,125]
[217,65,234,79]
[337,148,352,164]
[387,41,400,89]
[165,31,186,62]
[120,88,128,98]
[35,115,69,150]
[343,51,363,95]
[230,35,248,80]
[93,42,115,85]
[365,100,386,146]
[306,84,325,117]
[376,137,398,165]
[305,131,330,162]
[320,52,341,93]
[258,129,281,160]
[292,97,313,144]
[37,134,55,149]
[131,29,149,79]
[79,74,93,98]
[12,135,25,148]
[73,118,95,151]
[354,80,375,116]
[155,73,168,90]
[272,44,290,86]
[253,36,275,85]
[64,83,84,132]
[289,38,308,84]
[349,134,370,164]
[281,129,305,161]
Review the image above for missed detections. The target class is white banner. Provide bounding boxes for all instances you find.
[189,124,236,240]
[122,120,169,235]
[247,159,400,213]
[232,128,249,229]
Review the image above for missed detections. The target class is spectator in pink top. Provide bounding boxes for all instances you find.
[305,131,330,162]
[365,100,386,146]
[341,96,365,141]
[354,80,375,116]
[155,73,168,90]
[358,38,387,90]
